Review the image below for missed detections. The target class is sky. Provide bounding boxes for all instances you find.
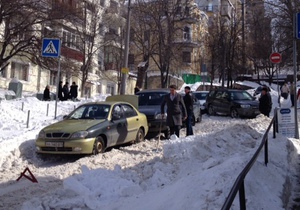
[0,83,299,210]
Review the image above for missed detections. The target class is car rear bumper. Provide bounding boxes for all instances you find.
[35,137,96,154]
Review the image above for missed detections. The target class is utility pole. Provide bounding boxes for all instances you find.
[120,0,131,95]
[241,0,246,74]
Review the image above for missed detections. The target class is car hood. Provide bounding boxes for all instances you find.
[42,119,106,133]
[138,105,164,115]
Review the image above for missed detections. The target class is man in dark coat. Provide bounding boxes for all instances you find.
[70,82,78,101]
[183,86,194,136]
[43,85,51,101]
[161,84,187,138]
[62,82,70,101]
[259,87,272,117]
[58,81,63,101]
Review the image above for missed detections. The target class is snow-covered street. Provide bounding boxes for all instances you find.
[0,93,299,210]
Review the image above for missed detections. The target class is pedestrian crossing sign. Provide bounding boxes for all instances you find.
[42,38,61,57]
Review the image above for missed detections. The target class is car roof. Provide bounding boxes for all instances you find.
[78,101,131,106]
[193,91,209,93]
[136,88,170,93]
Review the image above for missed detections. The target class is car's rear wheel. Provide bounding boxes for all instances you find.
[208,105,215,116]
[92,136,105,155]
[230,108,239,118]
[135,128,144,143]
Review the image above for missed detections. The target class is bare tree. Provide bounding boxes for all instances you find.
[131,0,194,88]
[0,0,74,73]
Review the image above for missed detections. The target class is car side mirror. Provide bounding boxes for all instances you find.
[63,115,68,119]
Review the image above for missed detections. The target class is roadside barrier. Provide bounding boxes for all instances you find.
[221,112,277,210]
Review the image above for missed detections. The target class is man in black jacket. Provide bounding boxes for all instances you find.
[161,84,187,138]
[259,87,272,117]
[183,86,194,136]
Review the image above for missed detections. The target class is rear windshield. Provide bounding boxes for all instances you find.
[194,92,208,100]
[230,91,253,101]
[137,92,168,106]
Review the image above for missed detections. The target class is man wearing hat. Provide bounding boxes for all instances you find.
[259,87,272,117]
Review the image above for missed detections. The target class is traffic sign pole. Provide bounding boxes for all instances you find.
[41,38,61,119]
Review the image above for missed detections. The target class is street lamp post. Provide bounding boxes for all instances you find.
[120,0,131,95]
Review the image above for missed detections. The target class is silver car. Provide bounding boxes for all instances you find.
[193,91,209,114]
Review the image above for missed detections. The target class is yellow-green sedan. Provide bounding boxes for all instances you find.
[36,98,148,155]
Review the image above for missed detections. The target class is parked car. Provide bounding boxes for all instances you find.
[253,85,271,97]
[136,89,170,138]
[193,91,209,113]
[35,96,148,155]
[205,89,260,118]
[136,89,202,138]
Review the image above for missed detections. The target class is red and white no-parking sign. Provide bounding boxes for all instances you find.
[270,52,282,64]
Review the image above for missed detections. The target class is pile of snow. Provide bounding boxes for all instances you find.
[0,92,299,210]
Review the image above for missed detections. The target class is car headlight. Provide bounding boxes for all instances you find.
[155,113,167,119]
[70,131,89,139]
[38,130,45,139]
[241,104,251,108]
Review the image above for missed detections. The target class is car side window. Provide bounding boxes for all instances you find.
[215,91,223,99]
[122,104,137,118]
[112,105,124,119]
[222,92,229,99]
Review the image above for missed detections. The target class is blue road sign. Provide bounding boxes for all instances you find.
[42,38,61,57]
[297,13,300,39]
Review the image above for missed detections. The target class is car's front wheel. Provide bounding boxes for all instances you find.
[92,136,105,155]
[230,108,239,118]
[207,105,215,116]
[135,128,145,143]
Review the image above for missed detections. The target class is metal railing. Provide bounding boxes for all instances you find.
[221,112,277,210]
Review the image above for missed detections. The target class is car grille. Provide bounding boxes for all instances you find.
[46,133,70,138]
[41,147,72,152]
[146,115,155,121]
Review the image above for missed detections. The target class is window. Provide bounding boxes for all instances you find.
[106,84,114,95]
[128,54,135,65]
[100,0,105,6]
[62,30,81,50]
[10,62,29,81]
[50,71,58,86]
[182,51,191,63]
[122,104,137,118]
[183,26,191,41]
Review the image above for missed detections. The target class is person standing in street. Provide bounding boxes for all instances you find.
[43,85,51,101]
[62,82,70,101]
[161,84,187,138]
[281,82,289,100]
[58,81,63,101]
[290,82,295,107]
[183,86,194,136]
[259,87,272,117]
[70,82,78,101]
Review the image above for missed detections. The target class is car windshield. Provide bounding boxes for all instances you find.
[231,91,253,101]
[68,104,110,119]
[194,92,208,100]
[137,92,167,106]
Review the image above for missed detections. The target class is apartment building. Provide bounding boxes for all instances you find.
[0,0,135,98]
[129,0,209,89]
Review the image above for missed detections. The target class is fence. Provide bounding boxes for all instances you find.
[221,112,277,210]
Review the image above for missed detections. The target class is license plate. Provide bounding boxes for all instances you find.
[45,142,64,147]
